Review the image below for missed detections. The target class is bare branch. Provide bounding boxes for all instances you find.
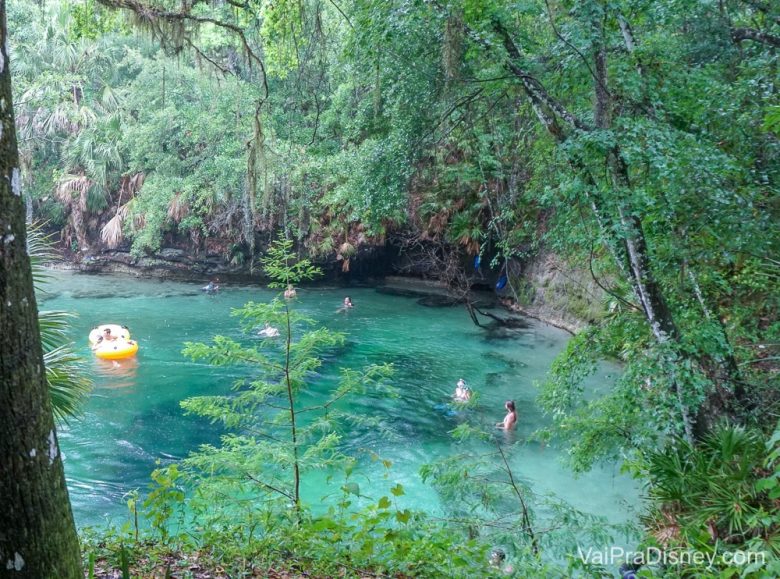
[496,442,539,555]
[245,472,294,501]
[326,0,354,29]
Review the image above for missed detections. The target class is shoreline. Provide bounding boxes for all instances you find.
[46,264,585,335]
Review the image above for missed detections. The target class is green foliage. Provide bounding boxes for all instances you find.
[28,224,92,421]
[173,240,395,532]
[119,544,129,579]
[633,423,780,576]
[143,465,186,544]
[81,489,510,577]
[260,236,319,288]
[70,0,126,40]
[419,410,637,574]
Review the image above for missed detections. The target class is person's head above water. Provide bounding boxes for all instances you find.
[104,328,111,335]
[344,296,352,305]
[490,548,506,566]
[505,400,515,412]
[457,378,466,386]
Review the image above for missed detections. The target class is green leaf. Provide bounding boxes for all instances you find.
[390,483,404,497]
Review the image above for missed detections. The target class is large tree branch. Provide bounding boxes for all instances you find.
[484,21,636,280]
[731,27,780,47]
[493,21,593,133]
[488,17,696,440]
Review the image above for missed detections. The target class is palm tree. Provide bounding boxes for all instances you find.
[642,423,779,554]
[14,2,127,253]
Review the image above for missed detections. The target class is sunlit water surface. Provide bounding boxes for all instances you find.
[40,270,637,529]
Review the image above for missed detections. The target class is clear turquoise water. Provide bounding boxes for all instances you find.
[39,270,637,529]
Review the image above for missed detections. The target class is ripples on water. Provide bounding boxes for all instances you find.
[45,271,637,528]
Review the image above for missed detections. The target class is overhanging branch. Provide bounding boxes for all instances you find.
[731,27,780,47]
[96,0,269,99]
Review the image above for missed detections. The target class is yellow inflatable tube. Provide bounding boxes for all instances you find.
[94,340,139,360]
[89,324,139,360]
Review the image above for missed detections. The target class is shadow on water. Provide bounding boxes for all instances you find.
[480,324,533,342]
[482,350,528,370]
[416,295,460,307]
[71,291,203,300]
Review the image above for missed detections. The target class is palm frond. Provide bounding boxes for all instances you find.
[44,344,92,423]
[101,202,131,248]
[167,193,190,223]
[127,172,145,195]
[55,173,92,207]
[100,84,120,112]
[26,222,58,291]
[38,309,73,351]
[28,221,93,421]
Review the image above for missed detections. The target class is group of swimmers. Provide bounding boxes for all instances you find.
[208,279,521,569]
[210,280,515,428]
[204,280,356,310]
[257,291,354,338]
[452,378,518,430]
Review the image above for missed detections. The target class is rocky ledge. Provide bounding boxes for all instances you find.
[77,248,261,283]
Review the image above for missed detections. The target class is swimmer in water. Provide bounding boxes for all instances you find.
[284,284,297,299]
[258,322,280,338]
[489,548,514,575]
[453,378,472,402]
[93,327,118,349]
[343,296,353,308]
[496,400,517,430]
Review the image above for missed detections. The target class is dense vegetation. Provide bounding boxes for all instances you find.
[6,0,779,576]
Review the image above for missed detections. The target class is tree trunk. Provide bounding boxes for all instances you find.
[616,14,748,426]
[594,27,695,440]
[245,102,263,268]
[0,4,82,576]
[493,19,697,440]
